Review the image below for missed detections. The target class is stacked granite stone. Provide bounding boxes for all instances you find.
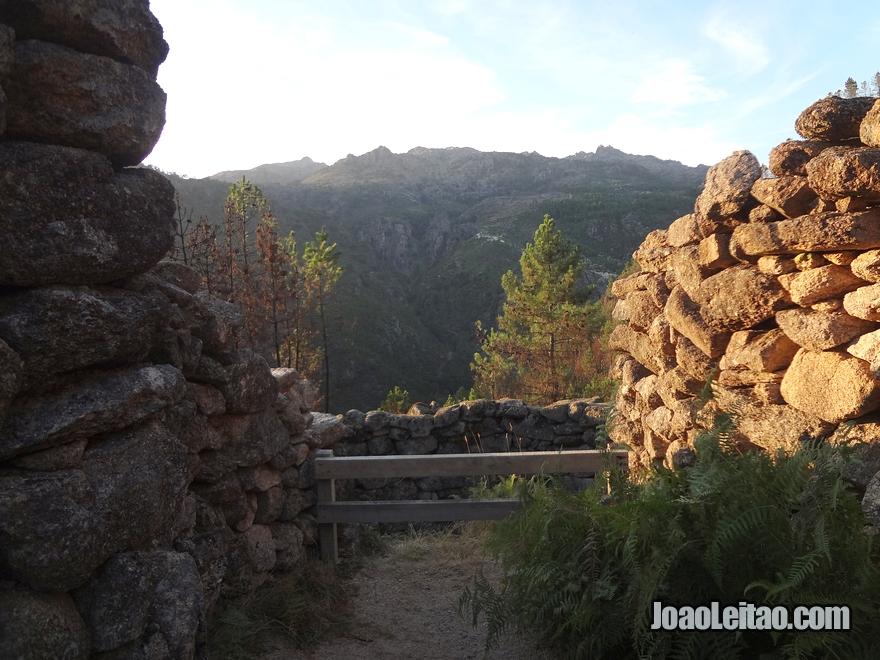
[609,95,880,486]
[334,398,607,501]
[0,3,345,658]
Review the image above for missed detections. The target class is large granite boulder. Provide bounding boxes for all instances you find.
[694,150,761,230]
[73,551,203,659]
[0,587,90,659]
[0,284,177,389]
[0,420,189,591]
[0,364,185,460]
[781,349,880,423]
[806,147,880,202]
[795,96,877,141]
[0,0,169,75]
[3,39,166,166]
[0,142,175,285]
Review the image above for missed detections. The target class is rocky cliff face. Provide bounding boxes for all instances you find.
[0,3,344,658]
[609,96,880,517]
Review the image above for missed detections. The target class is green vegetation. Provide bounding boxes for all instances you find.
[471,215,616,405]
[461,413,880,659]
[832,73,880,97]
[171,178,342,409]
[168,148,703,411]
[378,385,411,413]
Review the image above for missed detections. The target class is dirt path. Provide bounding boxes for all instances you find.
[262,527,555,660]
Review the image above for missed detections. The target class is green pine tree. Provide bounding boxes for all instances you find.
[303,228,342,412]
[471,215,604,405]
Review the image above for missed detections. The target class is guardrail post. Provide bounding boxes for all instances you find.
[316,449,338,562]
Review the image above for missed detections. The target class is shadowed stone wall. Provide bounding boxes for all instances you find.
[0,3,343,658]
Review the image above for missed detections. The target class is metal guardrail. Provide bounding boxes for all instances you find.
[315,448,629,561]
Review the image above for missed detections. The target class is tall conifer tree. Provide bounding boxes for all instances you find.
[472,215,600,404]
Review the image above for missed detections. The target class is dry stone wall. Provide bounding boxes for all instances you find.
[0,3,343,658]
[334,399,607,500]
[609,96,880,515]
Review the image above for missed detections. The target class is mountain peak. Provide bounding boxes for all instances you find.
[208,157,328,186]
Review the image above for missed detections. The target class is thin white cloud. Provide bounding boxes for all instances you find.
[386,21,451,45]
[703,12,771,75]
[630,59,726,110]
[430,0,471,17]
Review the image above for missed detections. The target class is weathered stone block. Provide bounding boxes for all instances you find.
[0,588,90,660]
[697,233,738,269]
[666,213,701,247]
[846,328,880,374]
[777,264,866,306]
[304,412,345,448]
[608,324,676,375]
[72,551,202,657]
[757,255,797,276]
[388,412,435,438]
[698,265,791,331]
[781,348,880,423]
[4,39,166,166]
[0,420,188,591]
[219,349,278,414]
[776,308,876,351]
[694,150,761,224]
[795,96,876,141]
[849,249,880,282]
[719,329,799,373]
[0,0,168,74]
[731,209,880,256]
[664,286,731,358]
[769,139,834,177]
[394,436,438,455]
[0,142,175,285]
[632,229,672,272]
[806,147,880,202]
[210,409,289,468]
[843,283,880,321]
[0,364,185,460]
[750,175,818,219]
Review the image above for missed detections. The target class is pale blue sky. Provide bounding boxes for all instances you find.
[145,0,880,178]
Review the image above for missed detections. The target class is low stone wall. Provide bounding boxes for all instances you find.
[332,398,608,501]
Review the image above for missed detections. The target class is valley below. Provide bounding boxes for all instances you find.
[169,145,707,411]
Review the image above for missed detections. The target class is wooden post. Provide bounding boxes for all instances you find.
[316,449,338,562]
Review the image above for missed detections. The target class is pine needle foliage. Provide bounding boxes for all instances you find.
[461,418,880,659]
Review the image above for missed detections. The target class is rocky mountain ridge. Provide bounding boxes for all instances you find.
[171,145,708,410]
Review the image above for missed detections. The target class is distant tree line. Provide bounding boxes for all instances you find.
[169,179,342,412]
[831,73,880,98]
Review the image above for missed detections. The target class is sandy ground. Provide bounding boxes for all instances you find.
[261,527,556,660]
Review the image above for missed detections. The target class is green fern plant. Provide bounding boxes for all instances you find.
[461,417,880,659]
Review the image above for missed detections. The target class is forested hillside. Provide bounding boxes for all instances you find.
[168,145,707,411]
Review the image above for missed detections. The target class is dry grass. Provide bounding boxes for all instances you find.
[374,521,495,564]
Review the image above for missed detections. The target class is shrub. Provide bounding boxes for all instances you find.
[207,558,352,658]
[461,415,880,659]
[378,385,411,413]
